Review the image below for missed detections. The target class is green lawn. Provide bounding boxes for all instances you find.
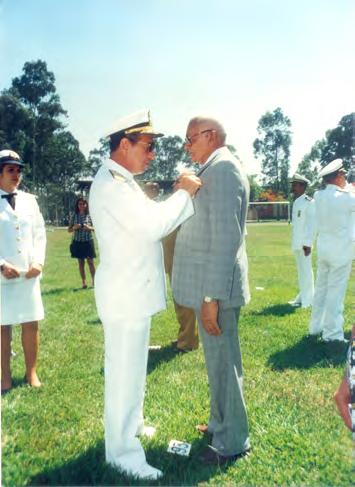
[2,223,354,486]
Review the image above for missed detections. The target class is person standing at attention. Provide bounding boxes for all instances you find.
[288,173,315,308]
[309,159,355,343]
[0,150,46,393]
[172,116,251,465]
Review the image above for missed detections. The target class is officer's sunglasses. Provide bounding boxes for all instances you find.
[126,136,156,153]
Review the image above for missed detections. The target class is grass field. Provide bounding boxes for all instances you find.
[1,223,354,486]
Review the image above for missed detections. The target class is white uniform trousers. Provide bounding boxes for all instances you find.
[309,259,352,341]
[293,250,314,308]
[103,315,151,476]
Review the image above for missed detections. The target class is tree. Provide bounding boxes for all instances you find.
[296,141,324,186]
[248,174,262,202]
[88,138,110,176]
[0,60,88,223]
[6,60,68,188]
[253,107,292,195]
[317,113,354,170]
[297,113,355,184]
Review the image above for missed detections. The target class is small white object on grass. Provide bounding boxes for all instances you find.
[149,345,162,350]
[255,286,264,291]
[167,439,191,456]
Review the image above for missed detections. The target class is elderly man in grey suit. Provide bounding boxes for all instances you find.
[172,116,250,465]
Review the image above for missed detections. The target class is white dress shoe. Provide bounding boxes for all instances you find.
[136,463,163,480]
[136,424,156,437]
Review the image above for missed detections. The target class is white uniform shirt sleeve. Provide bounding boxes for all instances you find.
[303,199,316,247]
[102,179,194,242]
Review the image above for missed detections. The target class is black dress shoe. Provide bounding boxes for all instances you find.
[199,445,250,466]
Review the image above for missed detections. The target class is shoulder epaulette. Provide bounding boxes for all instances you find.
[109,170,126,183]
[304,195,313,201]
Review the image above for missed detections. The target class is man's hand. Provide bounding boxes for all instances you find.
[303,246,311,256]
[25,263,43,279]
[334,377,352,431]
[82,224,92,231]
[201,301,221,336]
[174,174,202,197]
[0,262,21,279]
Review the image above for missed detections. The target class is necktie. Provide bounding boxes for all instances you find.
[1,192,17,210]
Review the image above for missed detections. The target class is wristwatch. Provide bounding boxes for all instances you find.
[203,296,215,303]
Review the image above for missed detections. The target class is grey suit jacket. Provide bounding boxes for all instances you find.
[172,146,250,310]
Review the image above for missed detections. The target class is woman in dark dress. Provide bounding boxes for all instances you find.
[68,198,96,288]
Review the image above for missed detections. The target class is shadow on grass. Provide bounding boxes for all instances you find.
[25,437,226,486]
[251,303,297,317]
[87,318,102,325]
[41,287,68,296]
[147,343,192,374]
[268,335,349,370]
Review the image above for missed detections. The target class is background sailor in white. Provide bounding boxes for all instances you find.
[89,110,201,481]
[289,173,315,308]
[0,150,46,393]
[309,159,355,342]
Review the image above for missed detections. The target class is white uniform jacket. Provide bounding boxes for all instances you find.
[314,184,355,266]
[291,193,315,251]
[89,158,194,321]
[0,189,46,286]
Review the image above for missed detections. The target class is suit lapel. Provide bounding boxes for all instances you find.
[196,153,219,177]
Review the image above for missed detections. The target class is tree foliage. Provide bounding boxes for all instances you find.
[0,60,88,223]
[297,112,355,184]
[253,107,292,195]
[248,174,262,202]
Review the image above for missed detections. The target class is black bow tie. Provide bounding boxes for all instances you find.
[1,192,17,210]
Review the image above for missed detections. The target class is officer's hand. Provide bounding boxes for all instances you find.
[334,377,352,430]
[201,301,221,336]
[1,262,21,279]
[174,174,202,197]
[25,263,43,279]
[303,246,311,256]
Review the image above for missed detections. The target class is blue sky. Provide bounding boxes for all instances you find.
[0,0,354,175]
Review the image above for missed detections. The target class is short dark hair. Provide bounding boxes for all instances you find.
[109,132,139,153]
[74,197,89,214]
[323,171,341,184]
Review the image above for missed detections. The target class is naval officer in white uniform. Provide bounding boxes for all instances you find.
[89,110,201,480]
[309,159,355,342]
[289,173,315,308]
[0,150,46,393]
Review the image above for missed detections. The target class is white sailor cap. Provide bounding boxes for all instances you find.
[319,158,346,178]
[290,173,310,185]
[105,109,163,138]
[0,149,24,166]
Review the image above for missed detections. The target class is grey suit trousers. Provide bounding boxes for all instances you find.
[196,306,250,456]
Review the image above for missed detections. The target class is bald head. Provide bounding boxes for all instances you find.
[188,117,226,145]
[185,116,227,164]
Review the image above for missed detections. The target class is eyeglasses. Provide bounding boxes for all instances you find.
[137,140,156,153]
[126,137,156,153]
[185,129,215,145]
